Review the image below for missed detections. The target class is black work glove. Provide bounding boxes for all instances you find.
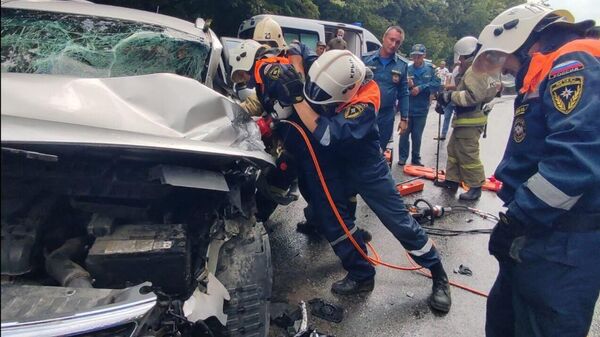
[262,64,304,107]
[435,91,453,107]
[488,212,525,262]
[435,102,445,115]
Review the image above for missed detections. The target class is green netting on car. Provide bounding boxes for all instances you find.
[1,9,210,81]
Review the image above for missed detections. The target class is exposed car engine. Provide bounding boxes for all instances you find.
[1,147,272,337]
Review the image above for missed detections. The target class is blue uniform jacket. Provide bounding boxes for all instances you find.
[312,100,381,161]
[362,50,409,118]
[496,38,600,237]
[408,62,440,116]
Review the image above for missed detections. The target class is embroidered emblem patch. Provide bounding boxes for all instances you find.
[515,104,528,116]
[391,70,401,84]
[550,76,583,114]
[548,60,584,79]
[513,116,526,143]
[265,64,282,80]
[344,104,366,119]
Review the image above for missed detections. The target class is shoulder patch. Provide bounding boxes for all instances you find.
[550,76,583,115]
[265,64,282,80]
[548,60,584,80]
[513,116,526,143]
[515,104,528,116]
[344,104,366,119]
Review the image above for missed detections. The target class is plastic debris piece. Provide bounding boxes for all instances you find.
[453,264,473,276]
[308,298,344,323]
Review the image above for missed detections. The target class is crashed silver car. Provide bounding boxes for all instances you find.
[1,1,273,336]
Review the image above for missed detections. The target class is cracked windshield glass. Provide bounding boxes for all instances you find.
[1,8,210,81]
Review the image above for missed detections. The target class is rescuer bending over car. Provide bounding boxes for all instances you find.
[260,50,452,313]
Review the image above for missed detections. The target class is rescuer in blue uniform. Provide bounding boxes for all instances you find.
[398,44,440,166]
[362,26,410,151]
[474,4,600,336]
[281,50,452,312]
[232,42,378,290]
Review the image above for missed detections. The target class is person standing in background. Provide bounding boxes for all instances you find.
[398,44,440,166]
[316,41,326,56]
[327,28,347,50]
[362,26,410,151]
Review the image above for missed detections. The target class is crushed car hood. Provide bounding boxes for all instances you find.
[1,72,273,167]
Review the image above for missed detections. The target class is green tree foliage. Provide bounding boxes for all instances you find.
[95,0,521,64]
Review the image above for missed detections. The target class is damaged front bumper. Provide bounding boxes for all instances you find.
[1,283,156,337]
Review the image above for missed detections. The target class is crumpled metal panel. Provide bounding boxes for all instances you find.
[1,72,273,166]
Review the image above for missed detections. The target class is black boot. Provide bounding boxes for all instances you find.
[434,179,459,193]
[331,275,374,295]
[428,263,451,313]
[459,187,482,200]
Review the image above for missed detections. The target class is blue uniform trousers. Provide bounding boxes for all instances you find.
[486,231,600,337]
[376,106,395,151]
[343,151,441,268]
[280,121,376,282]
[301,155,375,282]
[398,115,427,164]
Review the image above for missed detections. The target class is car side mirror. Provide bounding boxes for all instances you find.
[195,18,205,30]
[195,18,212,33]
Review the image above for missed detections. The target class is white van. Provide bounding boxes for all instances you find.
[238,14,381,57]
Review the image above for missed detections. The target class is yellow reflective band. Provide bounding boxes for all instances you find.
[448,156,457,163]
[454,116,488,126]
[460,162,483,170]
[349,196,357,203]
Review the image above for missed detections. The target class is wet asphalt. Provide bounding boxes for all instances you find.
[265,97,600,337]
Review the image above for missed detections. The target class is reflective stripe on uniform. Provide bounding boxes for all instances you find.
[526,172,582,210]
[461,161,483,170]
[453,116,488,126]
[447,156,457,163]
[408,238,434,257]
[320,126,331,146]
[348,196,357,203]
[330,225,358,246]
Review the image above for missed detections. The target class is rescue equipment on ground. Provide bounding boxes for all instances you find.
[403,164,503,192]
[396,176,425,196]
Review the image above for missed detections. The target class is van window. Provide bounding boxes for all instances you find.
[367,41,380,52]
[282,28,319,50]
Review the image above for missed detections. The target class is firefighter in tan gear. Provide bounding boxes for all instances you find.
[435,36,500,200]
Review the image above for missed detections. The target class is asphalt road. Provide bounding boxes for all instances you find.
[265,97,600,337]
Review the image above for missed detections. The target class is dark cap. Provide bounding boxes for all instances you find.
[410,44,426,55]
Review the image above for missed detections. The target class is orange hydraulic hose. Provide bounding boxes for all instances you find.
[281,120,489,298]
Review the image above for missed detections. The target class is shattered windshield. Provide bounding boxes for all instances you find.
[1,8,210,81]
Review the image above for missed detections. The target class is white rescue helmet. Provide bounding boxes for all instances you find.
[253,16,286,48]
[229,39,266,83]
[474,3,574,73]
[304,50,366,105]
[454,36,479,64]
